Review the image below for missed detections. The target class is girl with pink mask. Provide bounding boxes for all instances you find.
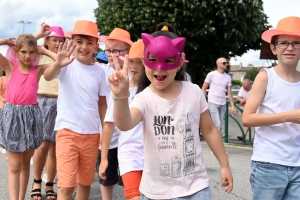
[106,22,233,199]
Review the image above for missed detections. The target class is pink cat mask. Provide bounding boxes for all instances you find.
[141,33,186,70]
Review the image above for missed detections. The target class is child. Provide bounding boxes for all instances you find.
[0,30,57,200]
[242,16,300,199]
[96,27,132,200]
[106,23,233,199]
[100,40,145,200]
[31,24,66,200]
[43,20,107,200]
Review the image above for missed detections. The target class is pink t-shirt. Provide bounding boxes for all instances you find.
[205,70,232,105]
[6,63,38,105]
[130,81,209,199]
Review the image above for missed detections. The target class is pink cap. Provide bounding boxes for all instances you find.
[5,47,40,66]
[47,26,65,38]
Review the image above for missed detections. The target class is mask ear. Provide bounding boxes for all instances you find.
[141,33,154,48]
[172,37,186,52]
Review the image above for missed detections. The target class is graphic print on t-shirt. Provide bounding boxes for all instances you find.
[156,113,196,178]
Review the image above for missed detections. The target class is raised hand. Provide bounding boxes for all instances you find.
[55,40,76,67]
[108,54,129,97]
[34,22,52,39]
[5,38,16,47]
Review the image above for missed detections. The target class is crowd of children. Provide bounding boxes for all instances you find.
[0,15,300,200]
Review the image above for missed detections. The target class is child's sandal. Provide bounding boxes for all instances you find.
[45,182,57,200]
[31,179,42,200]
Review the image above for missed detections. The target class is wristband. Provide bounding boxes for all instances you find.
[110,91,130,100]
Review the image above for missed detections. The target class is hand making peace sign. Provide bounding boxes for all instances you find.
[108,54,130,97]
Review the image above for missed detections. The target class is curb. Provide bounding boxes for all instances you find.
[200,141,253,150]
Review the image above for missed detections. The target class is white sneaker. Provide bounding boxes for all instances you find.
[42,173,48,183]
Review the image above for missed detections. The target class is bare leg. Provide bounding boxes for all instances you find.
[6,151,22,200]
[57,187,75,200]
[32,141,50,199]
[100,185,114,200]
[76,183,91,200]
[46,142,57,199]
[19,150,35,200]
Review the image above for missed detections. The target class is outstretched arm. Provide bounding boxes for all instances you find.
[44,40,75,81]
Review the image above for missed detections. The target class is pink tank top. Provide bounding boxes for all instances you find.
[6,63,38,105]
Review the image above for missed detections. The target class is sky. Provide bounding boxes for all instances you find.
[0,0,300,67]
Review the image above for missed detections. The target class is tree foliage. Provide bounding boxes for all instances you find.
[244,67,260,81]
[94,0,270,86]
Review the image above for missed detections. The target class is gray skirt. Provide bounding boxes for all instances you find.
[38,95,57,142]
[0,103,43,152]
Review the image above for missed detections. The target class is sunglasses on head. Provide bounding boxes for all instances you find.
[222,62,227,65]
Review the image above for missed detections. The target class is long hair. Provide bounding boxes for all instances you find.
[137,22,187,94]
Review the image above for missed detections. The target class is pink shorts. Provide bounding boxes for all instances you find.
[56,129,99,187]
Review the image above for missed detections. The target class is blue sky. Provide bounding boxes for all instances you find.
[0,0,299,66]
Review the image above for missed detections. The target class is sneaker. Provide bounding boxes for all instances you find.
[42,173,48,183]
[237,136,243,141]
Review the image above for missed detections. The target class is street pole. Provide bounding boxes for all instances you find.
[18,21,32,33]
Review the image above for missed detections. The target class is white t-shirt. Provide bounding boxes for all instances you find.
[100,63,120,149]
[130,81,209,199]
[237,87,250,100]
[205,70,232,105]
[118,87,144,176]
[55,59,107,134]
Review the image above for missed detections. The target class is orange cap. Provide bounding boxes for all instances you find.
[262,16,300,43]
[102,28,133,45]
[129,40,144,59]
[65,20,101,40]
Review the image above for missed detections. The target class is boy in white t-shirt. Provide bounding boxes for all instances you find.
[236,78,251,140]
[44,20,107,200]
[243,16,300,199]
[96,28,133,200]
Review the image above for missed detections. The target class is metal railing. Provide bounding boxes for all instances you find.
[223,101,253,143]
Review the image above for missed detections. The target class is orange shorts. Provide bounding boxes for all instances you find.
[122,170,143,199]
[56,129,100,187]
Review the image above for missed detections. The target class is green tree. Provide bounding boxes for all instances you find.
[244,67,260,81]
[94,0,270,86]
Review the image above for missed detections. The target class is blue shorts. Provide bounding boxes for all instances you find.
[250,161,300,200]
[140,187,211,200]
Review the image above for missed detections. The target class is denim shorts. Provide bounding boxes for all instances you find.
[250,161,300,200]
[140,187,211,200]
